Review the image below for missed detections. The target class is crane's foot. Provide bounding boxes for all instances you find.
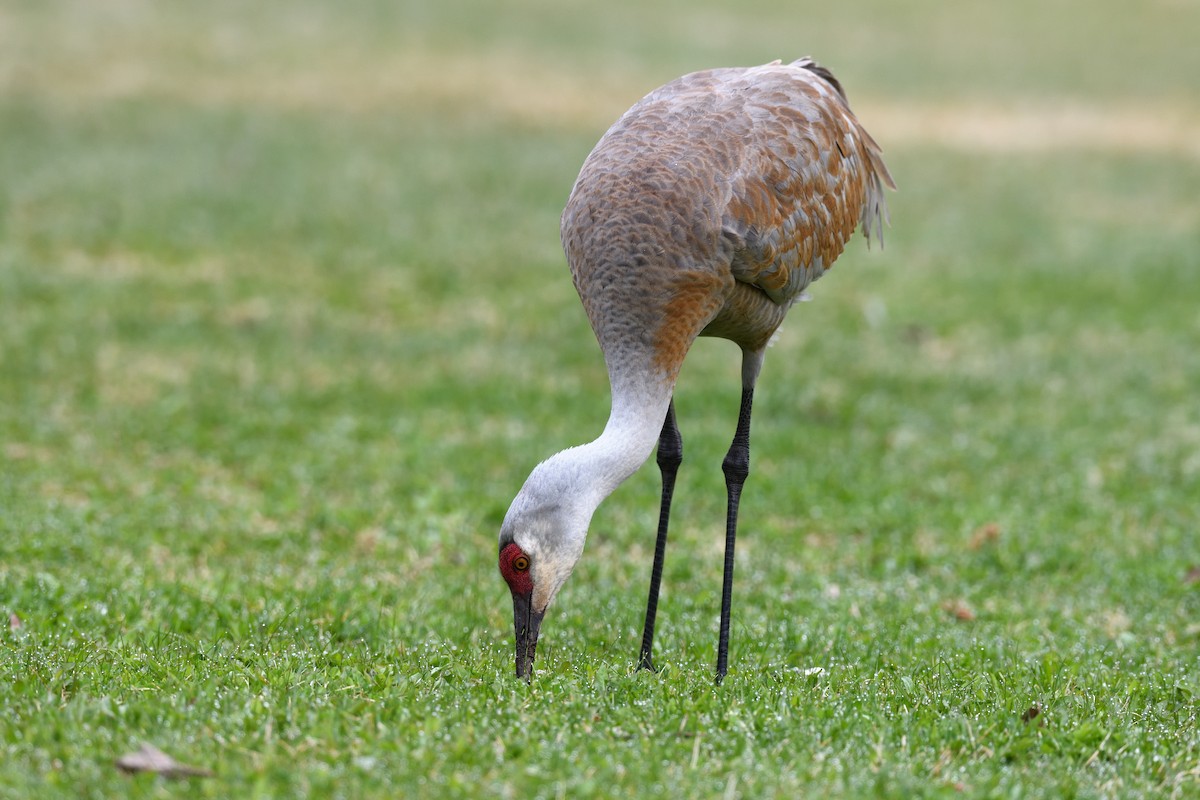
[637,650,658,673]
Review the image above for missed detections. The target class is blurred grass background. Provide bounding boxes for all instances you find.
[1,0,1198,797]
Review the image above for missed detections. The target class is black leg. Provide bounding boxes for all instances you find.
[639,400,682,672]
[716,386,754,684]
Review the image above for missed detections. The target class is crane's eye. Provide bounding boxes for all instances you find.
[499,543,533,594]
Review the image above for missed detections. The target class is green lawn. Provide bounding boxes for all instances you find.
[2,0,1199,797]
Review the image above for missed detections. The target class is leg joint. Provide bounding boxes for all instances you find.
[656,427,683,471]
[722,445,749,485]
[656,404,683,471]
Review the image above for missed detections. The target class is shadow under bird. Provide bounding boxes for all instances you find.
[498,58,895,683]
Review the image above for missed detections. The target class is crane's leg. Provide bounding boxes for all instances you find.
[638,400,682,672]
[716,384,755,685]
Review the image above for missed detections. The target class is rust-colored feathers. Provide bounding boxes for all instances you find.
[499,59,894,682]
[561,58,894,379]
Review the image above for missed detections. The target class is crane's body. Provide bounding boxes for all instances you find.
[498,58,894,682]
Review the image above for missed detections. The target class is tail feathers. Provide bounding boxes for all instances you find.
[863,173,892,249]
[789,57,897,248]
[861,129,896,249]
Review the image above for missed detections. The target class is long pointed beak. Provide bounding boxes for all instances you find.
[512,592,544,681]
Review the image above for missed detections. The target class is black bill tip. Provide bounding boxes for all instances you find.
[512,592,544,681]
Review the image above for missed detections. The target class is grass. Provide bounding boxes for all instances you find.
[2,0,1199,797]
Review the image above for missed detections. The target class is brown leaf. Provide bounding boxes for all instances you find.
[943,600,975,621]
[1020,704,1045,726]
[115,743,212,779]
[968,523,1001,550]
[1184,566,1200,585]
[8,613,20,631]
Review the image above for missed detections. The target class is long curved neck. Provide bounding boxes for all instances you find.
[499,367,673,613]
[579,371,673,504]
[514,368,673,529]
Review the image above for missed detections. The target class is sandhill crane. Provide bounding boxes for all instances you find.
[498,58,895,683]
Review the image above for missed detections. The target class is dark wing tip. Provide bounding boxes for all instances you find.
[791,57,848,102]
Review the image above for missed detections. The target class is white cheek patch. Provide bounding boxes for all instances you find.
[533,581,555,613]
[532,556,572,612]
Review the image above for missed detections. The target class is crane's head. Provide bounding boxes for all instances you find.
[498,539,544,680]
[498,470,592,681]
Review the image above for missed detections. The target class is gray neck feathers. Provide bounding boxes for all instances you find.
[504,370,672,554]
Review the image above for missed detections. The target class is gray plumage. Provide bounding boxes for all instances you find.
[499,58,895,682]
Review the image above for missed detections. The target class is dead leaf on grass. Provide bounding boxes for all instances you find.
[9,613,20,631]
[115,743,212,779]
[1184,565,1200,585]
[968,523,1001,550]
[943,600,976,622]
[1021,704,1047,727]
